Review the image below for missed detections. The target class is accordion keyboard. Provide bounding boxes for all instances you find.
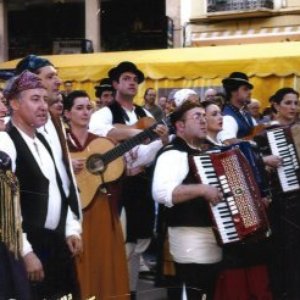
[193,154,240,244]
[267,128,300,192]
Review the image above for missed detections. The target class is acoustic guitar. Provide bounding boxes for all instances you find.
[71,117,165,209]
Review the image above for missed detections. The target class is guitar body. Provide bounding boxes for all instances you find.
[71,137,125,209]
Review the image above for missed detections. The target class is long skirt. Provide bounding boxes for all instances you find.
[76,187,130,300]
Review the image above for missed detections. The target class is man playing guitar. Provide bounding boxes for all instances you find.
[89,61,169,300]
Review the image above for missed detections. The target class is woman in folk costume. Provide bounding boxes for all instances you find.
[0,94,30,299]
[254,87,300,299]
[64,90,130,300]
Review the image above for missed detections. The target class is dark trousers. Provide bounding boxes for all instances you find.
[175,262,220,300]
[27,228,80,300]
[267,194,300,300]
[0,242,30,300]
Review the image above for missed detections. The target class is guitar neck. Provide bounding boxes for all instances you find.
[102,126,158,164]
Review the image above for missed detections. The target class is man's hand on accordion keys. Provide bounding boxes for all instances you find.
[200,184,223,206]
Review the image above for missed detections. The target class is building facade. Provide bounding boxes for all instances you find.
[165,0,300,47]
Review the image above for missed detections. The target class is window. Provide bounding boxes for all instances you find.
[207,0,274,13]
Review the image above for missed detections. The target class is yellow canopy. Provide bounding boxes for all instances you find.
[1,42,300,107]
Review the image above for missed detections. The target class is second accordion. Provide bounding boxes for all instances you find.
[189,142,270,245]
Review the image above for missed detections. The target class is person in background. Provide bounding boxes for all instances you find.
[158,95,167,112]
[94,77,114,110]
[214,92,226,110]
[204,88,217,102]
[62,80,74,97]
[217,72,255,144]
[247,98,264,123]
[143,88,164,122]
[64,90,130,300]
[173,89,200,106]
[49,92,64,118]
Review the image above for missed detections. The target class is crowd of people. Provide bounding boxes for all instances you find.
[0,53,300,300]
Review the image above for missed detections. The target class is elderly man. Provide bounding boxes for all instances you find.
[15,55,82,242]
[4,71,81,299]
[247,98,263,123]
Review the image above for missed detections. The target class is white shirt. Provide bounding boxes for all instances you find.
[38,117,82,237]
[89,104,165,169]
[38,117,70,197]
[0,132,16,171]
[217,114,257,142]
[18,129,62,230]
[152,147,222,264]
[3,123,81,256]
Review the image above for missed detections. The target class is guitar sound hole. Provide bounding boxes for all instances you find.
[86,154,105,174]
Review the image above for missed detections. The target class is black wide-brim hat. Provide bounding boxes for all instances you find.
[108,61,144,84]
[222,72,253,89]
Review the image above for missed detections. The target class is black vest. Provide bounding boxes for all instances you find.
[108,100,147,124]
[158,137,213,228]
[107,100,154,241]
[8,126,68,234]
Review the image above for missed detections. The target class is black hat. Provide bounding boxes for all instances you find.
[94,78,114,97]
[108,61,144,84]
[222,72,253,89]
[15,54,53,75]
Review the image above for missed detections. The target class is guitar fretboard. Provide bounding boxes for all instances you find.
[101,126,158,165]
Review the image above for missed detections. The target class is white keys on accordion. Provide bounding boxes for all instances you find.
[192,155,240,244]
[267,128,300,192]
[191,147,269,245]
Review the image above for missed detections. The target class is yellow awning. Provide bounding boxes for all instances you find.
[1,41,300,107]
[2,42,300,80]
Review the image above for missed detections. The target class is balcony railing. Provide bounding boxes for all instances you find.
[207,0,274,13]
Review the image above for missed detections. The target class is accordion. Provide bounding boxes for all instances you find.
[255,124,300,193]
[189,142,270,244]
